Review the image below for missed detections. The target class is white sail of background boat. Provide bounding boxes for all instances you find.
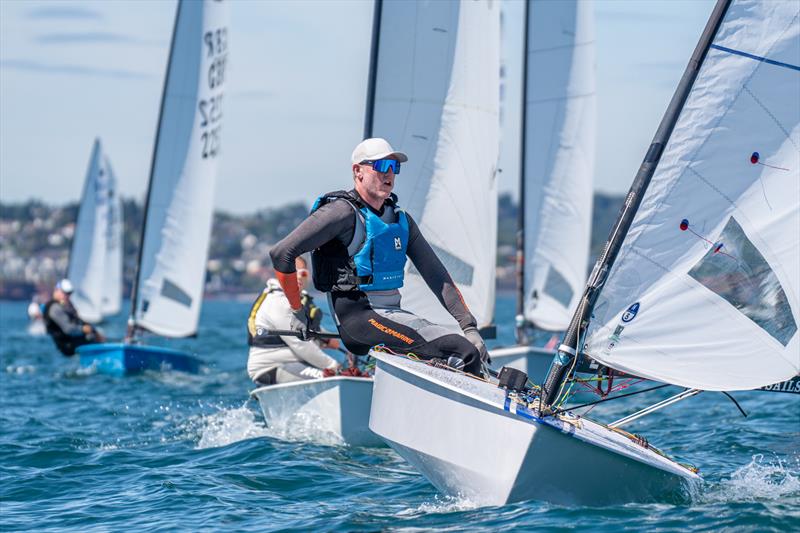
[77,0,229,375]
[368,0,501,333]
[370,0,799,505]
[490,0,596,377]
[517,0,596,336]
[67,138,123,324]
[253,0,501,446]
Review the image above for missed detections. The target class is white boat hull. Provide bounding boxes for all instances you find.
[369,351,700,506]
[251,376,383,447]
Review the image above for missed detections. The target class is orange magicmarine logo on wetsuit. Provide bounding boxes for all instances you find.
[368,318,414,345]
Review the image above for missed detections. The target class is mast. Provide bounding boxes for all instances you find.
[363,0,383,138]
[541,0,733,407]
[125,0,183,341]
[514,0,531,344]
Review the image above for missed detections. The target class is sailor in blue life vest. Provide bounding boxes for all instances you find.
[43,279,105,356]
[246,256,342,385]
[268,138,489,377]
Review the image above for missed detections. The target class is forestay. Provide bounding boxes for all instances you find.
[133,0,228,337]
[585,0,799,390]
[68,138,123,323]
[521,0,596,332]
[368,0,500,330]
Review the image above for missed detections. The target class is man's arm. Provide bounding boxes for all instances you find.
[405,214,477,331]
[263,292,339,370]
[268,200,355,309]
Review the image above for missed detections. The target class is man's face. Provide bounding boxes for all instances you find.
[353,155,397,203]
[54,288,68,303]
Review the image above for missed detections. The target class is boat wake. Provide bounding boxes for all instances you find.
[5,364,36,375]
[260,407,347,447]
[194,404,270,449]
[700,454,800,503]
[398,494,480,516]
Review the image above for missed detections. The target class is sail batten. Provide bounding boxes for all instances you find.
[581,0,800,391]
[130,0,229,338]
[368,0,500,331]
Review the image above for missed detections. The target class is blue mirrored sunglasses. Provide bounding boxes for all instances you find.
[361,158,401,174]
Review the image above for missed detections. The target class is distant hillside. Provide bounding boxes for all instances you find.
[496,191,625,263]
[0,192,625,299]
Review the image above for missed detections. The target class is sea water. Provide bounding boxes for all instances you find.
[1,297,798,531]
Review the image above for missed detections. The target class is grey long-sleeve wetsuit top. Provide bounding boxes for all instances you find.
[47,302,87,337]
[269,192,477,331]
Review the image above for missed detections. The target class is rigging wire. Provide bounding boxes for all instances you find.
[553,383,673,415]
[721,391,748,418]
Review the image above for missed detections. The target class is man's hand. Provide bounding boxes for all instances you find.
[289,307,310,340]
[322,362,341,377]
[463,326,490,364]
[323,338,341,350]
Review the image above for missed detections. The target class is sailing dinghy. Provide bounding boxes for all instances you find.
[78,0,229,376]
[250,0,501,445]
[251,376,380,446]
[489,0,596,380]
[369,0,799,505]
[67,138,123,325]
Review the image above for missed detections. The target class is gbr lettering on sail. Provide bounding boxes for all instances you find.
[199,25,227,159]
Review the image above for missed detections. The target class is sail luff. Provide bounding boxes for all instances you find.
[126,0,183,339]
[363,0,383,139]
[542,0,733,406]
[514,0,531,343]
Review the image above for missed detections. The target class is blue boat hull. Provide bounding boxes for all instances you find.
[77,343,202,376]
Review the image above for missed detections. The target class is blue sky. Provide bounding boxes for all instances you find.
[0,0,714,214]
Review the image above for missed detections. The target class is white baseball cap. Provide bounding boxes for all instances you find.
[56,278,74,294]
[351,138,408,165]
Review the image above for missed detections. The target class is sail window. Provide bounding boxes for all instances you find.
[409,244,474,286]
[543,265,573,308]
[688,217,796,346]
[161,279,193,308]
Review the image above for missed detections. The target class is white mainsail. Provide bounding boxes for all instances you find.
[132,0,229,337]
[67,138,122,323]
[101,162,123,318]
[368,0,501,330]
[521,0,596,332]
[584,0,799,391]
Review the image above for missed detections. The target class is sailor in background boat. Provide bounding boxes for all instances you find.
[26,296,46,336]
[43,279,105,356]
[268,138,489,377]
[247,257,341,385]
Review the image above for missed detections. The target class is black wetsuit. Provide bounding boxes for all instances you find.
[269,190,481,375]
[43,300,98,356]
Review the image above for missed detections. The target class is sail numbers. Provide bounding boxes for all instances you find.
[199,26,227,159]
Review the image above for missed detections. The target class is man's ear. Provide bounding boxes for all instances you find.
[352,163,361,181]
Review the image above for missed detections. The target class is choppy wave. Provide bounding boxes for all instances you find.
[3,299,800,531]
[194,404,270,449]
[701,454,800,503]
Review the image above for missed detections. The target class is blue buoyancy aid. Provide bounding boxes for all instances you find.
[310,190,409,292]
